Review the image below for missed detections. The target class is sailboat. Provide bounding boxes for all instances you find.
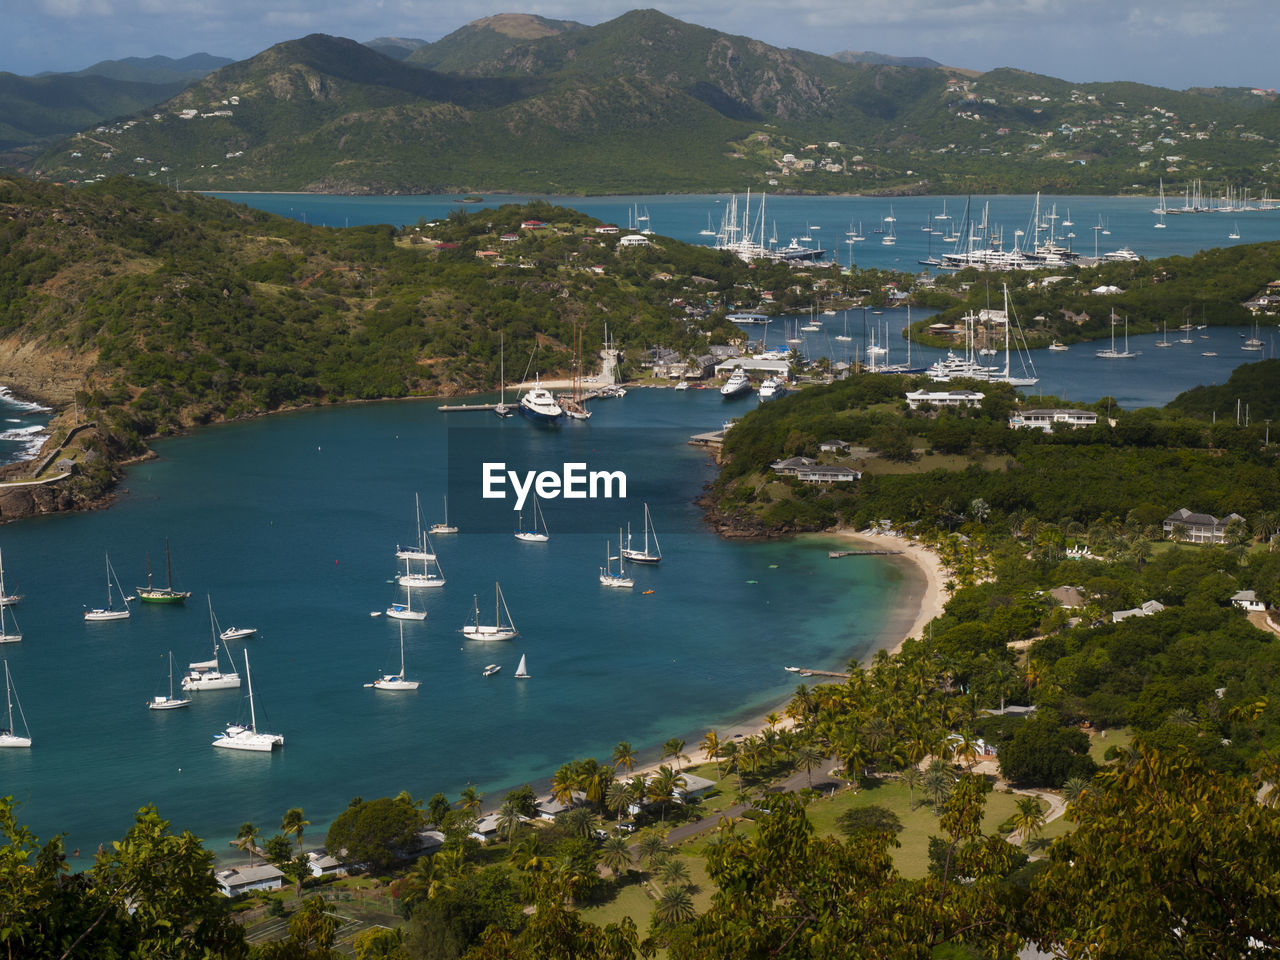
[211,650,283,751]
[461,582,518,641]
[1153,179,1168,228]
[494,332,514,418]
[85,552,131,621]
[136,539,191,604]
[1243,319,1264,352]
[386,581,427,621]
[699,212,716,236]
[600,533,634,589]
[1229,223,1241,240]
[0,551,20,606]
[621,502,662,564]
[148,651,192,710]
[1155,321,1172,348]
[514,497,549,542]
[397,532,446,588]
[1096,310,1138,359]
[834,312,853,343]
[429,495,458,535]
[0,660,30,748]
[513,653,530,679]
[182,598,242,690]
[396,494,434,561]
[881,221,897,246]
[0,554,21,644]
[366,622,420,691]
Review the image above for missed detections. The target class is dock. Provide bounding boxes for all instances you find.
[438,402,499,412]
[689,429,726,447]
[828,549,902,558]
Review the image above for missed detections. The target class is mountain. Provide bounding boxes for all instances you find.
[362,37,431,60]
[24,10,1280,196]
[60,54,233,85]
[831,50,943,69]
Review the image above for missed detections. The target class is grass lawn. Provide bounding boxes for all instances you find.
[1088,727,1130,763]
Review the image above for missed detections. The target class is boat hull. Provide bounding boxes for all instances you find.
[461,626,518,641]
[212,731,283,751]
[385,606,426,621]
[0,733,31,748]
[182,673,241,691]
[514,532,548,543]
[599,574,634,588]
[85,609,130,622]
[148,696,191,710]
[372,677,420,691]
[136,590,191,604]
[397,574,445,588]
[620,550,660,564]
[219,627,258,641]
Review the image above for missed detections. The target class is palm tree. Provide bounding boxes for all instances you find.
[508,834,548,873]
[657,857,690,887]
[647,765,686,823]
[636,831,668,867]
[699,729,722,778]
[653,885,696,925]
[563,805,598,839]
[793,739,826,788]
[550,764,577,807]
[611,740,637,774]
[281,807,309,857]
[662,737,689,771]
[900,766,924,810]
[719,740,743,792]
[1012,795,1046,846]
[606,780,633,827]
[234,822,259,867]
[921,763,954,815]
[495,800,523,844]
[1061,776,1089,805]
[458,784,484,815]
[599,835,633,878]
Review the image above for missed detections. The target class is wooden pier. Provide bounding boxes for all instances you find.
[828,549,903,558]
[689,430,726,447]
[784,667,852,679]
[438,402,499,412]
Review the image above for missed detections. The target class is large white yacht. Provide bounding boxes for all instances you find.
[518,376,563,421]
[720,367,752,398]
[757,376,788,402]
[211,651,283,752]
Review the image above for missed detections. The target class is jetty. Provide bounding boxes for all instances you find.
[438,402,499,413]
[784,667,852,679]
[688,429,726,448]
[828,549,903,558]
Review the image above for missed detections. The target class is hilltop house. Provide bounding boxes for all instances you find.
[1231,590,1267,612]
[1162,508,1246,544]
[215,864,285,897]
[905,389,984,410]
[1112,600,1166,622]
[1009,408,1099,431]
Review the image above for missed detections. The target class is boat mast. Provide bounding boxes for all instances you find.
[165,538,174,592]
[245,650,257,733]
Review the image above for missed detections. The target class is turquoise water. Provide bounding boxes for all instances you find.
[0,390,908,859]
[211,191,1280,274]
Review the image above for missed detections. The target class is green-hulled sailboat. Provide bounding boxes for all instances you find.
[136,539,192,605]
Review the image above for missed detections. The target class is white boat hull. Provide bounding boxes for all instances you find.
[386,606,426,621]
[428,525,458,535]
[219,627,258,641]
[620,549,660,564]
[182,672,241,691]
[85,609,130,621]
[461,625,518,641]
[397,574,445,588]
[395,548,435,561]
[0,633,22,644]
[212,729,283,751]
[514,532,548,543]
[148,696,191,710]
[0,733,31,748]
[372,676,420,691]
[0,595,20,607]
[599,574,634,588]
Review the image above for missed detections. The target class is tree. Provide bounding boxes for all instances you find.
[235,821,260,866]
[325,796,424,875]
[653,885,696,926]
[495,800,523,844]
[599,835,634,879]
[352,925,407,959]
[1010,796,1046,846]
[921,760,955,815]
[458,785,484,815]
[636,832,668,868]
[1027,743,1280,957]
[612,740,638,773]
[835,805,903,839]
[426,793,452,830]
[900,766,924,809]
[282,807,309,858]
[606,779,633,827]
[257,895,340,959]
[793,738,827,788]
[662,738,689,770]
[647,765,687,823]
[998,716,1098,788]
[699,729,722,778]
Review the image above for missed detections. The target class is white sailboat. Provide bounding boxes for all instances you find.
[397,532,446,588]
[366,622,420,691]
[1229,223,1241,240]
[834,312,852,343]
[514,497,549,542]
[148,651,192,710]
[211,650,283,752]
[461,582,518,641]
[429,495,458,535]
[0,554,21,644]
[386,582,427,621]
[600,533,634,589]
[0,660,30,748]
[0,550,20,607]
[182,599,242,690]
[1096,309,1138,359]
[1155,321,1172,348]
[396,494,435,561]
[620,502,662,564]
[513,653,530,679]
[494,332,514,418]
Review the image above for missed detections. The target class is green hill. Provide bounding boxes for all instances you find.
[23,10,1280,195]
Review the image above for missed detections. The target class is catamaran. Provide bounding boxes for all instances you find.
[136,539,191,604]
[0,660,30,748]
[621,502,662,564]
[366,622,420,691]
[148,651,192,710]
[85,552,131,621]
[211,650,283,752]
[182,598,242,691]
[514,497,549,543]
[461,582,518,641]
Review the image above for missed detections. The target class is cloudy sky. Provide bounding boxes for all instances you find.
[7,0,1278,90]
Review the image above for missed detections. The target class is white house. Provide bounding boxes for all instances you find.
[1163,508,1246,544]
[795,465,860,484]
[618,234,650,247]
[215,864,285,897]
[1112,600,1166,622]
[307,851,346,878]
[905,389,984,410]
[1009,408,1099,431]
[1231,589,1267,612]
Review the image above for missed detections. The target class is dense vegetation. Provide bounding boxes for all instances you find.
[24,11,1280,195]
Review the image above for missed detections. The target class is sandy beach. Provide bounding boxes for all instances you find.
[623,530,951,783]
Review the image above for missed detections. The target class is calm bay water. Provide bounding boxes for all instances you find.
[0,390,909,859]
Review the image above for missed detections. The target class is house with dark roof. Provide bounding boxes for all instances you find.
[215,864,285,897]
[770,456,817,476]
[1163,508,1246,544]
